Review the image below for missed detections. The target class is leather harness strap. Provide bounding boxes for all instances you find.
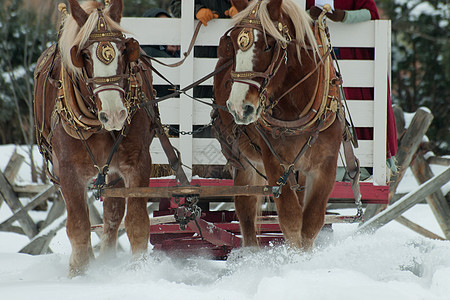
[147,22,202,68]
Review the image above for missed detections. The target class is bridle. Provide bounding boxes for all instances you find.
[69,10,139,119]
[226,1,292,111]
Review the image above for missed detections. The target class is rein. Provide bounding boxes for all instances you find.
[140,54,231,111]
[148,22,202,68]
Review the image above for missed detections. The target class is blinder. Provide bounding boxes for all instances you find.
[218,34,233,59]
[70,45,85,68]
[124,38,140,63]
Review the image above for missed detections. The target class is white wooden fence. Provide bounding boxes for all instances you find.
[121,0,391,185]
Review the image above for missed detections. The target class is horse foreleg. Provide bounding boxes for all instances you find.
[235,194,260,247]
[264,161,304,248]
[60,178,94,277]
[123,158,151,256]
[301,170,335,250]
[234,164,264,247]
[100,174,125,258]
[125,196,150,255]
[274,188,303,249]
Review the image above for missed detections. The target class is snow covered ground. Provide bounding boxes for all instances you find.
[1,144,449,300]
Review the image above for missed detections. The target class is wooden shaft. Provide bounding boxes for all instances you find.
[101,185,278,198]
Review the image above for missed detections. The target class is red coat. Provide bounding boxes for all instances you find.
[307,0,397,158]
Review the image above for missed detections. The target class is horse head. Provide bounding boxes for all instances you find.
[60,0,140,131]
[224,0,318,125]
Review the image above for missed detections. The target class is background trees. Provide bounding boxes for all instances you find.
[0,0,57,145]
[379,0,449,155]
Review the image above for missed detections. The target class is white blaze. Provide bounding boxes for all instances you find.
[91,42,126,130]
[227,34,258,114]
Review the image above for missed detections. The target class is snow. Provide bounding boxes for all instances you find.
[1,144,450,300]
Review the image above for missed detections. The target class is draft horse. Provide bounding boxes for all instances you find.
[34,0,156,276]
[214,0,347,250]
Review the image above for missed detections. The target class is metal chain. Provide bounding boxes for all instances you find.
[163,121,213,136]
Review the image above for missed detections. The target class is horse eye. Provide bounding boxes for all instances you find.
[82,52,90,60]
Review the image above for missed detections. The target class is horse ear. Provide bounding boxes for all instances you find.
[231,0,249,12]
[109,0,123,23]
[68,0,89,28]
[267,0,282,21]
[70,45,84,68]
[125,38,140,63]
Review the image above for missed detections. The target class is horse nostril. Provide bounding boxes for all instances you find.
[243,104,255,118]
[99,111,108,123]
[119,109,127,121]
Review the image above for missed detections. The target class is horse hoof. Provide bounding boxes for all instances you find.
[68,266,87,278]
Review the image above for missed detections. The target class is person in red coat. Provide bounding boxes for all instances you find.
[307,0,398,179]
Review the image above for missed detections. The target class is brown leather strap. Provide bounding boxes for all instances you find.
[153,59,232,106]
[157,125,190,185]
[271,48,331,107]
[149,22,202,68]
[144,101,189,185]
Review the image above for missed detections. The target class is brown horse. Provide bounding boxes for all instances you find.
[213,0,344,250]
[34,0,156,276]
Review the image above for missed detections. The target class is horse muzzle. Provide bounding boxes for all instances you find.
[99,108,127,131]
[226,99,260,125]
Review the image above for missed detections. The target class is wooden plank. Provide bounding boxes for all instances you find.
[145,179,388,204]
[411,153,450,239]
[427,156,450,167]
[150,138,376,167]
[330,182,388,204]
[92,211,362,236]
[4,152,25,184]
[372,20,390,185]
[102,185,278,198]
[395,216,445,240]
[13,184,52,196]
[178,0,195,180]
[19,215,67,255]
[1,152,25,208]
[123,19,381,48]
[0,171,38,238]
[257,214,363,224]
[0,185,57,232]
[328,21,376,47]
[158,97,375,127]
[40,193,65,230]
[153,59,374,88]
[363,108,433,221]
[389,108,434,201]
[357,166,450,233]
[91,215,180,234]
[392,105,405,139]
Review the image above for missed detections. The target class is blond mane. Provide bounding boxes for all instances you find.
[233,0,319,62]
[59,1,127,77]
